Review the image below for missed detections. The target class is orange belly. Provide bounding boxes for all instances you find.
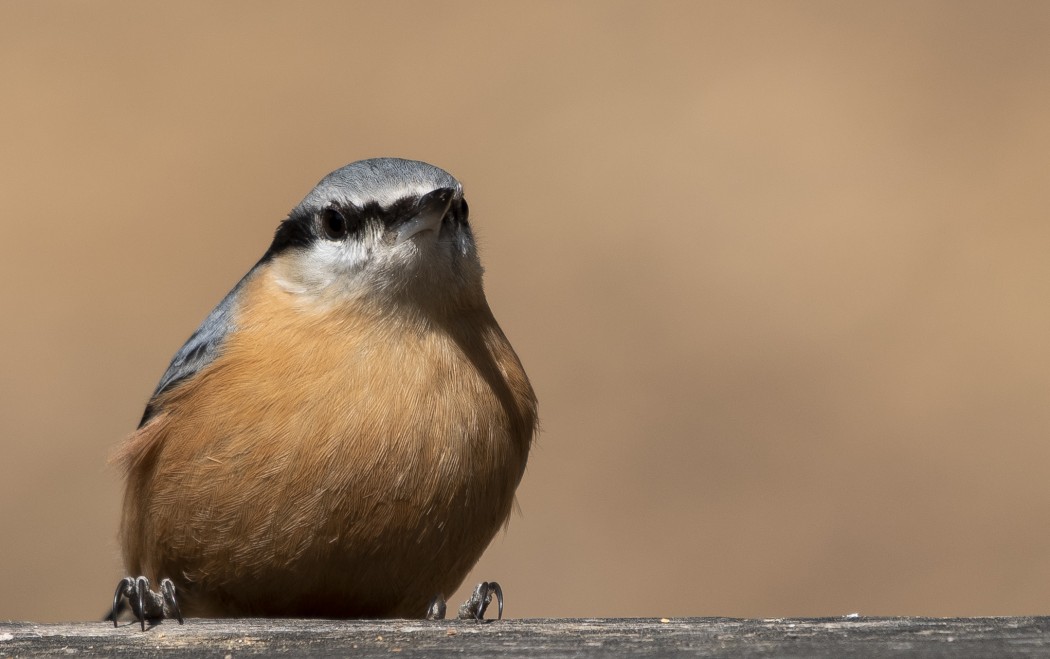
[117,271,535,617]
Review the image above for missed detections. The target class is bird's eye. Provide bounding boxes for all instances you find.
[458,198,470,222]
[319,207,349,240]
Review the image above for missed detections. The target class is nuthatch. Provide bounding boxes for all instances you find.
[109,158,537,627]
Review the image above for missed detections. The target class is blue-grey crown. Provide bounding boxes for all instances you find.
[294,158,462,213]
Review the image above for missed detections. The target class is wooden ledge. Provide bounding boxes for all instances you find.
[3,617,1049,657]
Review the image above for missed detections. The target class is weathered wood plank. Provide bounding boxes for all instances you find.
[2,617,1049,658]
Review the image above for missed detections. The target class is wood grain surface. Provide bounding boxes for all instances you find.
[3,617,1050,658]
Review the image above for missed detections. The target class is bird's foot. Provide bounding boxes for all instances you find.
[425,581,504,621]
[457,581,503,620]
[108,576,184,630]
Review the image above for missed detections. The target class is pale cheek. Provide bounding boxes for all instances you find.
[272,243,372,297]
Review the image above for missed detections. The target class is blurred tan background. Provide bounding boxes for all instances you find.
[3,1,1050,622]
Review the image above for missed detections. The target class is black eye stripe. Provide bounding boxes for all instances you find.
[264,193,471,262]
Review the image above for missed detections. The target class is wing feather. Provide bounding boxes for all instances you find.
[138,267,259,426]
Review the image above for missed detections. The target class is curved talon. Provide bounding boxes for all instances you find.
[473,582,491,620]
[490,582,504,621]
[474,581,503,620]
[111,577,134,627]
[160,579,184,625]
[135,576,149,630]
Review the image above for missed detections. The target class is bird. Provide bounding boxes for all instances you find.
[108,158,537,628]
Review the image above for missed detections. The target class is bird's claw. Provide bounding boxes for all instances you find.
[457,581,502,620]
[426,581,504,621]
[110,576,184,630]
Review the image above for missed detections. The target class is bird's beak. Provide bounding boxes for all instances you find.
[395,187,456,244]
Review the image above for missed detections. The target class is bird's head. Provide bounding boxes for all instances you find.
[263,158,484,312]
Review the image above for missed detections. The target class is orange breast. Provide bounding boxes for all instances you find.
[118,267,536,617]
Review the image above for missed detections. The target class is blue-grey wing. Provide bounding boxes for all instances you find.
[138,269,256,427]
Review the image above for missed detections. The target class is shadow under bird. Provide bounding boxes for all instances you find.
[108,158,537,629]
